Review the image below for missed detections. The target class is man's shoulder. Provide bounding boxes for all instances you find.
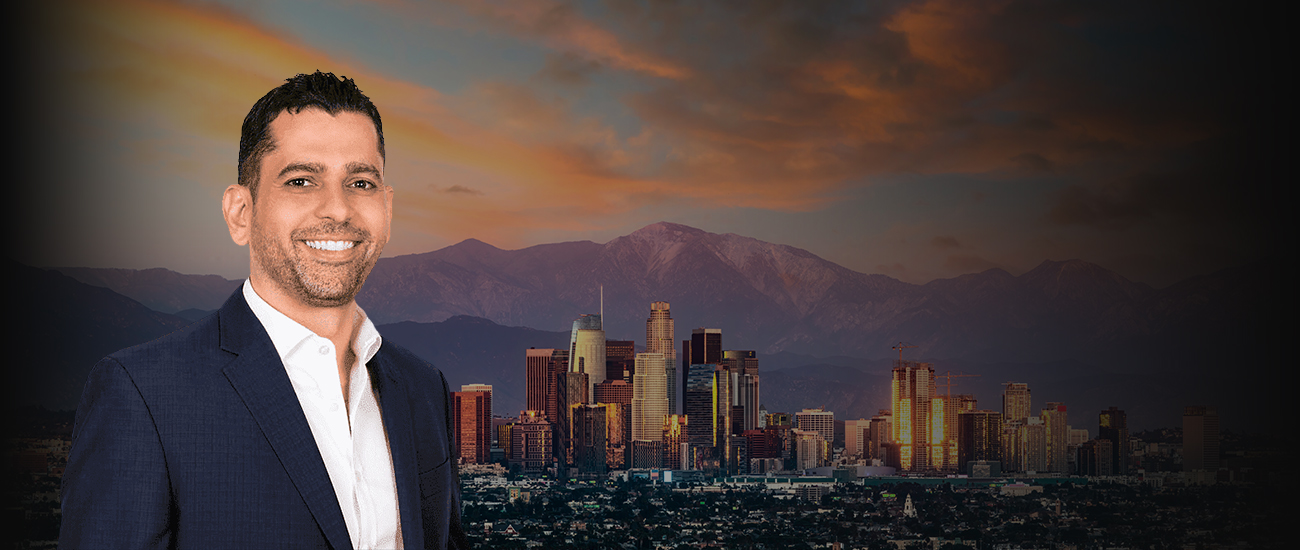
[374,339,445,386]
[107,311,224,369]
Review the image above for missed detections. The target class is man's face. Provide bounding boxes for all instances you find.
[246,107,391,308]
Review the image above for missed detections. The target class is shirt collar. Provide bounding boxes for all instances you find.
[242,279,383,366]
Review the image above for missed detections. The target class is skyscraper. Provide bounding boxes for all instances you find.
[1098,406,1129,475]
[957,410,1003,475]
[891,360,934,471]
[723,350,761,433]
[452,384,493,464]
[795,408,835,449]
[646,302,677,415]
[569,313,606,400]
[557,371,589,465]
[690,328,722,365]
[683,362,717,447]
[509,410,553,474]
[594,379,633,467]
[631,352,669,442]
[1003,383,1031,424]
[1042,402,1068,473]
[526,348,567,422]
[844,419,870,459]
[605,340,635,382]
[1183,406,1220,472]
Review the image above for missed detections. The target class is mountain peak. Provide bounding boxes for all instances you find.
[626,221,710,240]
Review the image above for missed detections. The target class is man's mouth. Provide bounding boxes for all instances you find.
[304,240,357,251]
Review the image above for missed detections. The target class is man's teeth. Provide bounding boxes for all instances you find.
[306,240,355,251]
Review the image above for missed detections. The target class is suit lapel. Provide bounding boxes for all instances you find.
[217,291,353,550]
[370,349,425,550]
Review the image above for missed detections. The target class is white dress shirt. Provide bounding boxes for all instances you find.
[243,280,403,549]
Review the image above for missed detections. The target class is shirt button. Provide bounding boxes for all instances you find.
[330,403,340,412]
[319,345,330,355]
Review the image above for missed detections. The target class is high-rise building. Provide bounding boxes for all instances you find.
[631,352,669,442]
[452,384,492,464]
[844,419,870,459]
[1079,438,1114,476]
[557,371,589,465]
[662,414,688,470]
[792,428,826,471]
[891,360,935,471]
[605,340,635,382]
[1042,402,1068,473]
[683,363,717,447]
[1098,406,1129,475]
[646,302,677,415]
[1018,416,1047,472]
[957,410,1003,475]
[569,314,606,400]
[690,328,723,365]
[867,410,892,461]
[795,408,835,451]
[509,410,553,474]
[594,379,633,467]
[1003,383,1032,424]
[723,350,761,433]
[571,404,609,476]
[526,348,567,422]
[1183,406,1220,472]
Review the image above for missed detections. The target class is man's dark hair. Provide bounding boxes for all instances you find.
[238,71,384,199]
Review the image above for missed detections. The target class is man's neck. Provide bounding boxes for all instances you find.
[248,275,361,406]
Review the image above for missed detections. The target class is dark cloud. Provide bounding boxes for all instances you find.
[535,51,602,86]
[445,185,485,196]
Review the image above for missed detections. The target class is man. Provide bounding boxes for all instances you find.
[60,72,468,549]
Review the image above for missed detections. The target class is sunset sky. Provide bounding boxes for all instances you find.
[16,0,1273,287]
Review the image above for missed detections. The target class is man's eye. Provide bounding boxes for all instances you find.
[351,179,376,190]
[287,178,311,187]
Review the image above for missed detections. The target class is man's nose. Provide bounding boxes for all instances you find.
[315,181,353,221]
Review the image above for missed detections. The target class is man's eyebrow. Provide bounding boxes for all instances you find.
[346,162,382,179]
[277,162,325,178]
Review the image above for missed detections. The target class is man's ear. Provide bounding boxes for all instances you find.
[222,184,252,246]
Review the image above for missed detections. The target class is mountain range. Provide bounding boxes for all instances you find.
[26,222,1279,431]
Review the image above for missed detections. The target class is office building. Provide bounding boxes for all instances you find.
[723,350,761,433]
[1003,383,1032,424]
[1183,406,1220,471]
[605,339,635,382]
[525,348,567,422]
[1042,402,1068,473]
[646,302,677,414]
[452,384,492,464]
[683,363,717,446]
[569,313,606,400]
[844,419,870,459]
[509,410,553,474]
[1098,406,1129,475]
[631,352,669,442]
[594,379,633,466]
[795,408,835,450]
[957,410,1003,475]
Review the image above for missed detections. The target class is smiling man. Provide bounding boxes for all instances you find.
[60,72,468,549]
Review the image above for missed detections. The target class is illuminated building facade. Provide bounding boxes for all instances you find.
[1042,402,1068,473]
[452,384,492,464]
[509,410,553,474]
[526,348,567,422]
[645,302,677,414]
[891,360,934,471]
[631,352,669,442]
[569,314,606,400]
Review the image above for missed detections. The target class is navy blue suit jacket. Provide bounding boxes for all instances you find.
[60,290,470,549]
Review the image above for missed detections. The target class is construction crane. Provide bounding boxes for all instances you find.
[934,371,981,398]
[891,342,918,365]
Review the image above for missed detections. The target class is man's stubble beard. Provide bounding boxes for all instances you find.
[250,219,383,308]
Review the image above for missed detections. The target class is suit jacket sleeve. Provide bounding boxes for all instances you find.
[60,357,175,549]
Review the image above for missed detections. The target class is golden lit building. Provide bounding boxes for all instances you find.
[891,360,934,471]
